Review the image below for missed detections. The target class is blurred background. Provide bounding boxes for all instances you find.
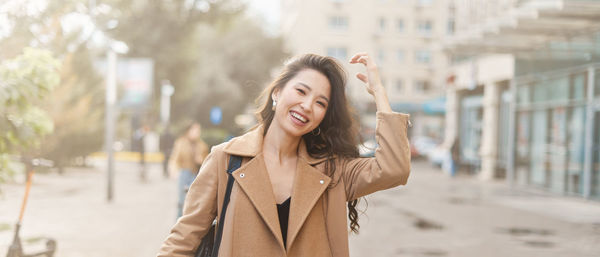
[1,0,600,256]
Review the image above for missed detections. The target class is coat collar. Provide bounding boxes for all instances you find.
[230,153,331,250]
[223,125,330,165]
[224,125,333,250]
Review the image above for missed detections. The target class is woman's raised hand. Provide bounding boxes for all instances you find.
[349,53,383,96]
[349,52,392,112]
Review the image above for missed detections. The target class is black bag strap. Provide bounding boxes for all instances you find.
[211,155,242,257]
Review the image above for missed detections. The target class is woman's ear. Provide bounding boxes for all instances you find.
[271,87,281,102]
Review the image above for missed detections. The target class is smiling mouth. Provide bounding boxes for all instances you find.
[290,110,309,124]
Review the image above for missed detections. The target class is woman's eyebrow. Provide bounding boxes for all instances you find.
[298,82,329,102]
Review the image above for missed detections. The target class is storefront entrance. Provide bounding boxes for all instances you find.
[592,109,600,198]
[513,70,589,195]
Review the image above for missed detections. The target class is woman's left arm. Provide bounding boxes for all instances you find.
[341,53,411,201]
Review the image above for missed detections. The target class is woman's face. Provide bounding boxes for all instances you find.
[272,68,331,138]
[187,124,201,140]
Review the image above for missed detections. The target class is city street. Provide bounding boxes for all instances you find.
[1,160,599,257]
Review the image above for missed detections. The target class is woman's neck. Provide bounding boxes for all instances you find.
[263,124,300,164]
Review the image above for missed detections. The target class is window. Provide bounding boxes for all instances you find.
[396,19,404,33]
[415,50,432,64]
[329,16,349,31]
[397,50,405,63]
[414,80,431,93]
[326,47,348,61]
[417,20,433,36]
[447,18,455,35]
[378,17,386,31]
[418,0,433,6]
[377,49,385,63]
[395,79,404,93]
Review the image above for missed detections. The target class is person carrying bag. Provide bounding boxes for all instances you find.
[158,53,411,257]
[195,155,242,257]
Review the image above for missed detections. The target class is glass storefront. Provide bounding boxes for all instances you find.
[515,110,531,184]
[460,95,483,169]
[497,90,511,168]
[592,111,600,198]
[514,70,589,195]
[596,69,600,98]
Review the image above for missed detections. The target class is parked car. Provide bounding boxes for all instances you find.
[427,146,449,168]
[411,136,438,158]
[358,139,377,157]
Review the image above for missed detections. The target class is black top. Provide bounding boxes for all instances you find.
[276,197,291,248]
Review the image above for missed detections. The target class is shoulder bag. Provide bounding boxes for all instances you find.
[195,155,242,257]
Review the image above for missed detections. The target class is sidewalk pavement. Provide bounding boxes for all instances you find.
[0,160,599,257]
[349,161,600,257]
[0,161,176,257]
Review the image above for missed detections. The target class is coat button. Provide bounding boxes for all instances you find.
[239,173,245,178]
[319,180,324,184]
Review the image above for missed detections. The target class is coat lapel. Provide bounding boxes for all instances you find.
[223,125,332,250]
[286,157,331,249]
[230,153,285,249]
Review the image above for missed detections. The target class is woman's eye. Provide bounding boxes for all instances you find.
[296,88,305,95]
[317,101,326,108]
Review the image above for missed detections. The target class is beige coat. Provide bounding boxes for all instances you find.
[158,112,411,257]
[169,137,209,174]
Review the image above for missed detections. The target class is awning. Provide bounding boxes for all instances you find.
[391,102,422,113]
[423,97,446,115]
[390,97,446,114]
[444,0,600,57]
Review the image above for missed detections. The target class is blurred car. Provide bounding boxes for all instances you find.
[427,146,449,168]
[411,136,437,158]
[358,139,377,157]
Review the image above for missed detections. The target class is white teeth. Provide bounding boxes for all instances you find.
[291,112,307,123]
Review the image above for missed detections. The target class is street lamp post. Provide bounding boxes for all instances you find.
[105,49,117,202]
[160,80,175,126]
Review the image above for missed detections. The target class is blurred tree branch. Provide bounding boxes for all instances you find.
[0,48,60,182]
[0,0,287,177]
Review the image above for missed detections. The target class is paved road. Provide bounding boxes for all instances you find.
[349,161,600,257]
[1,160,599,257]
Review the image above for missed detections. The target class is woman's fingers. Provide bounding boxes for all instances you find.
[350,52,382,96]
[350,54,378,69]
[349,52,368,63]
[350,55,369,66]
[356,73,368,83]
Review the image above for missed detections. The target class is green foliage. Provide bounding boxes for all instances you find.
[0,48,60,181]
[0,0,287,176]
[1,0,107,170]
[37,49,105,168]
[103,0,287,131]
[181,16,287,130]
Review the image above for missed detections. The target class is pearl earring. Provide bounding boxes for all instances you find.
[272,100,277,111]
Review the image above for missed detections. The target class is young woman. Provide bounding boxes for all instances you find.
[158,53,411,257]
[168,122,210,218]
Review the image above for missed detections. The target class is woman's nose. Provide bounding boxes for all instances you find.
[300,100,312,113]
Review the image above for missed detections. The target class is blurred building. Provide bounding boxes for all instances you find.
[443,0,600,199]
[280,0,455,142]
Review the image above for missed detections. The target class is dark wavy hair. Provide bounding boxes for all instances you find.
[255,54,364,233]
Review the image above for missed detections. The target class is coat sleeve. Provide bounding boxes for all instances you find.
[157,146,222,257]
[341,111,411,201]
[168,138,182,173]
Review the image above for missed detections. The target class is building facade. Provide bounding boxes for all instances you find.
[280,0,454,142]
[443,0,600,199]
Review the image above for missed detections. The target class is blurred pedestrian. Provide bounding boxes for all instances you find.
[160,126,175,178]
[134,125,149,181]
[450,138,460,176]
[158,53,411,256]
[168,122,209,218]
